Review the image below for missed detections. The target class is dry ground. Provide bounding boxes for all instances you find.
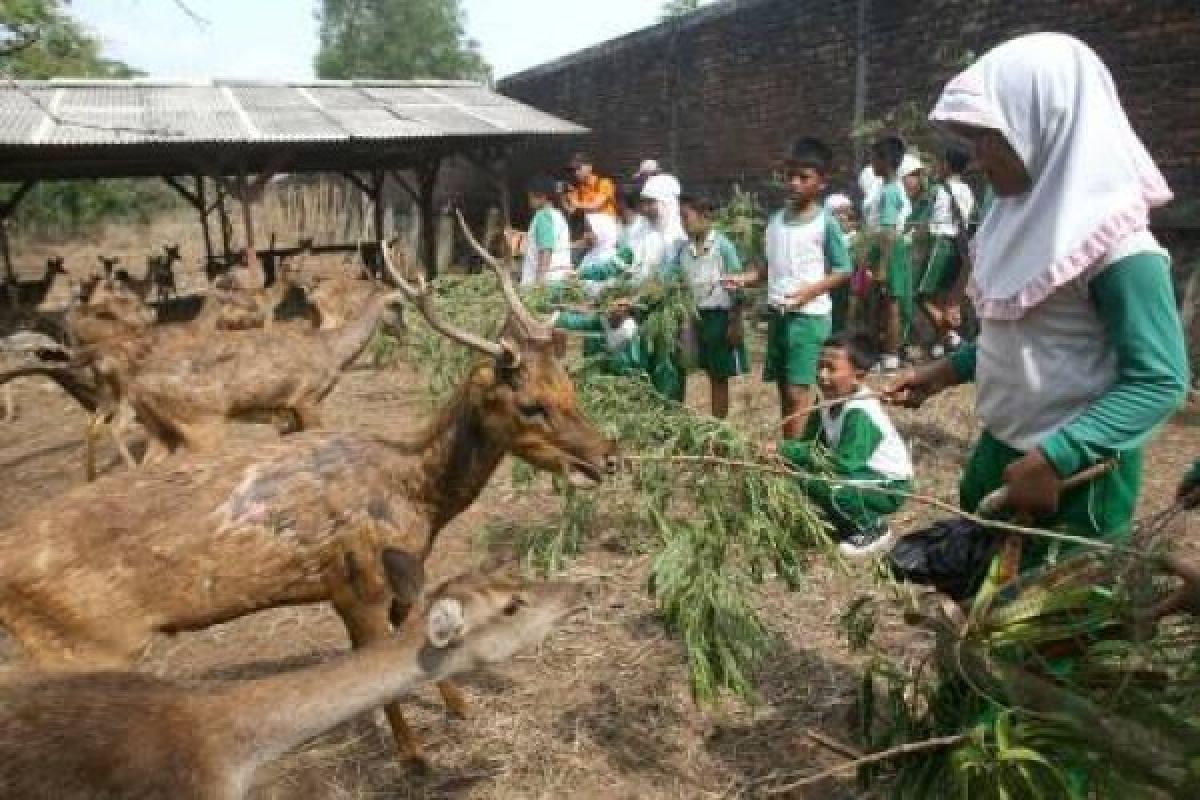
[1,320,1198,798]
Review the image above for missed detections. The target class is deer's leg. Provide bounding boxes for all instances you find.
[292,403,323,432]
[2,384,13,422]
[84,411,106,482]
[332,592,432,770]
[110,402,139,469]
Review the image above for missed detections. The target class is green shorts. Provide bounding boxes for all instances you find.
[870,239,913,299]
[763,311,831,386]
[917,235,961,297]
[694,309,749,380]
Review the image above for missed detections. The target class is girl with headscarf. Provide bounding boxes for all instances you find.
[888,33,1187,561]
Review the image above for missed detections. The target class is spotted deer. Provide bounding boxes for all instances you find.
[0,570,586,800]
[0,237,615,767]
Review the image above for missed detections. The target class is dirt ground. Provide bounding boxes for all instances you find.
[2,319,1198,798]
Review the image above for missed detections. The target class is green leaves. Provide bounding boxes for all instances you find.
[315,0,490,81]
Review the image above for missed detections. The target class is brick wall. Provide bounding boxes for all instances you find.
[496,0,1200,231]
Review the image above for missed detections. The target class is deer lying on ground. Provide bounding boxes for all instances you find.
[0,238,614,767]
[0,570,586,800]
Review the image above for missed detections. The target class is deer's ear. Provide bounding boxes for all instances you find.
[381,548,425,610]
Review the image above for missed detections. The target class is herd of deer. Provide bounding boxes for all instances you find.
[0,221,615,799]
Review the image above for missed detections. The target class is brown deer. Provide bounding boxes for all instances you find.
[0,241,614,767]
[0,570,586,800]
[13,255,70,310]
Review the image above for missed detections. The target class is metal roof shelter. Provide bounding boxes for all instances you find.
[0,79,586,291]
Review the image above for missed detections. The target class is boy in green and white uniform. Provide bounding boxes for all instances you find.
[731,137,850,437]
[779,333,913,558]
[670,194,749,419]
[825,193,859,335]
[552,299,647,377]
[520,175,574,288]
[917,146,975,356]
[866,137,915,372]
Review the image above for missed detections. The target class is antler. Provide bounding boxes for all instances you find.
[454,209,551,341]
[379,240,504,358]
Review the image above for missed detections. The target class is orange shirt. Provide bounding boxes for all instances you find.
[567,175,617,218]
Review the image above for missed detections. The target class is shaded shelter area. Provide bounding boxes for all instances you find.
[0,79,586,297]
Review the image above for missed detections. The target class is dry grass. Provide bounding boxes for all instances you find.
[0,219,1197,797]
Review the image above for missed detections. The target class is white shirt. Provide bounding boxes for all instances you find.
[521,207,573,287]
[928,177,975,237]
[678,231,736,310]
[765,209,834,314]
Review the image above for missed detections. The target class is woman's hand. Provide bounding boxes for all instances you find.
[1002,450,1061,518]
[883,360,958,408]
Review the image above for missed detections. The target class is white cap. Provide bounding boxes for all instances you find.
[825,193,853,211]
[634,159,660,178]
[899,153,925,178]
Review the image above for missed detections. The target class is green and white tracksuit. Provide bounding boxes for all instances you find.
[951,243,1187,566]
[780,387,914,538]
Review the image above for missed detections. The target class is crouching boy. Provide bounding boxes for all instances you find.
[779,333,913,558]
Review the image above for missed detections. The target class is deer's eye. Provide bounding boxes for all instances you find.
[517,401,547,421]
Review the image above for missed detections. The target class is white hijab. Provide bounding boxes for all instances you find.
[580,212,620,270]
[929,33,1172,320]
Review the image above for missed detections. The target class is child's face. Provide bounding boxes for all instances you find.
[817,346,861,399]
[639,197,660,222]
[835,208,857,233]
[682,206,710,238]
[527,191,547,210]
[574,163,594,183]
[786,166,826,206]
[902,172,924,199]
[870,154,892,178]
[948,124,1030,196]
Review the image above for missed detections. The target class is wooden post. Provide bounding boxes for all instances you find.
[196,176,214,270]
[215,181,234,268]
[235,170,259,282]
[417,156,442,280]
[0,181,36,309]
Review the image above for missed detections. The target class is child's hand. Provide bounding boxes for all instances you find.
[720,275,744,290]
[785,286,815,308]
[1002,450,1061,518]
[763,441,779,457]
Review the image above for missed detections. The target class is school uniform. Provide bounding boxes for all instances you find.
[867,178,914,342]
[553,310,646,376]
[762,207,851,385]
[670,230,749,380]
[780,387,913,539]
[917,177,975,297]
[521,206,573,287]
[931,33,1187,563]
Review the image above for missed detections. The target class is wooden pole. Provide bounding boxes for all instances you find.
[0,181,36,309]
[196,176,214,271]
[418,156,442,280]
[216,181,234,268]
[235,170,260,285]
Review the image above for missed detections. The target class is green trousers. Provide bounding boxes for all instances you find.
[799,473,910,539]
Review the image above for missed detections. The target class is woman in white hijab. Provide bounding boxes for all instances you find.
[888,33,1186,559]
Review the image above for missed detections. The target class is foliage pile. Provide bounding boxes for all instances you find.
[843,540,1200,798]
[402,270,832,701]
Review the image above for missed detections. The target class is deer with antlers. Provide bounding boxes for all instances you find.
[0,569,586,800]
[0,231,615,767]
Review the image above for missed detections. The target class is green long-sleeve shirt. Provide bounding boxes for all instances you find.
[950,252,1188,477]
[779,407,886,481]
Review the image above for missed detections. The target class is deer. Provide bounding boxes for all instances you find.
[12,255,70,310]
[0,234,615,768]
[0,569,586,800]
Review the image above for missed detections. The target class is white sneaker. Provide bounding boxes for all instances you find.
[838,527,896,560]
[880,354,901,373]
[930,344,945,359]
[945,332,963,351]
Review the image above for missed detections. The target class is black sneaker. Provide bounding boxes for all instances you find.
[839,525,896,560]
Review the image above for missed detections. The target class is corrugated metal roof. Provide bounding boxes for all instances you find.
[0,79,586,147]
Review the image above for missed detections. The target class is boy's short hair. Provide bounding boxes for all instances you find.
[787,137,834,176]
[527,174,558,198]
[871,135,907,171]
[944,145,971,175]
[679,194,719,216]
[824,332,878,372]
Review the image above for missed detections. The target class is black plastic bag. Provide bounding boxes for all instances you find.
[885,519,1000,602]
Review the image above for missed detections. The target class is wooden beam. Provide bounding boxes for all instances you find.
[341,171,372,197]
[417,157,442,280]
[0,221,14,310]
[161,175,202,211]
[196,176,215,270]
[0,180,36,220]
